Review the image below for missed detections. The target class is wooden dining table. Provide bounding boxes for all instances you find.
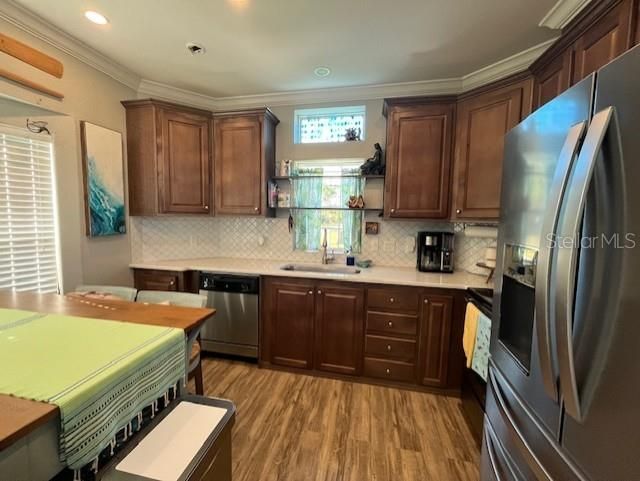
[0,291,215,452]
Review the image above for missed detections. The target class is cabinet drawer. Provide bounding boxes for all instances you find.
[367,311,418,337]
[134,269,180,291]
[365,335,416,362]
[364,358,415,383]
[367,287,420,312]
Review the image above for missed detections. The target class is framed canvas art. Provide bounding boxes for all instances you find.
[80,121,126,236]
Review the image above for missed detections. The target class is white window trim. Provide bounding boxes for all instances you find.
[0,122,62,293]
[293,105,366,144]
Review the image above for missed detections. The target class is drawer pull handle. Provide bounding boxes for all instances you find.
[386,368,391,375]
[387,321,393,327]
[387,345,392,351]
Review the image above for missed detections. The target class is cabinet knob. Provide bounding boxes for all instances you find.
[389,297,395,303]
[385,368,391,375]
[456,209,462,214]
[424,299,429,304]
[169,280,175,286]
[308,290,313,295]
[204,205,209,210]
[390,208,396,214]
[317,290,322,295]
[386,344,392,351]
[254,206,259,212]
[387,321,394,327]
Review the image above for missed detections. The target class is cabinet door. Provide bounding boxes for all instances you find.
[214,116,263,215]
[572,0,633,83]
[314,283,364,375]
[267,280,315,369]
[533,48,573,109]
[159,110,211,214]
[453,80,532,220]
[384,103,454,219]
[419,294,453,387]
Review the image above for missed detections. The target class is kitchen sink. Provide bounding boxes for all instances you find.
[280,263,361,275]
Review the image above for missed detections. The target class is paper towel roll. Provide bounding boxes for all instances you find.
[463,226,498,238]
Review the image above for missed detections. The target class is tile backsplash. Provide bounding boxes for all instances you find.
[130,215,496,274]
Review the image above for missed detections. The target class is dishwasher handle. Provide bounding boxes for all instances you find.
[199,273,260,294]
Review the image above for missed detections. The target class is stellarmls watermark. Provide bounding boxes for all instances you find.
[545,233,636,249]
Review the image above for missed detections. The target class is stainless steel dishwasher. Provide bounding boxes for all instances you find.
[199,272,259,358]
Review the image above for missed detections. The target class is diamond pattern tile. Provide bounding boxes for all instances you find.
[130,216,496,272]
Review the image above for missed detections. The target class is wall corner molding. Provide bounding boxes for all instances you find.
[539,0,593,30]
[0,0,141,90]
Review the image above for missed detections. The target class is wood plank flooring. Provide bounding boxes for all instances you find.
[196,356,480,481]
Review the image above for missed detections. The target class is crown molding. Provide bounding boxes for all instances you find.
[0,0,557,109]
[461,38,557,91]
[139,38,557,110]
[0,0,141,90]
[539,0,593,29]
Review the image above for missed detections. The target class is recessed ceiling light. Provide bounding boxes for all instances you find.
[314,66,331,78]
[84,10,109,25]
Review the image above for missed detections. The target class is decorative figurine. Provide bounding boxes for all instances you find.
[347,195,365,209]
[279,159,291,177]
[359,143,385,175]
[345,127,361,141]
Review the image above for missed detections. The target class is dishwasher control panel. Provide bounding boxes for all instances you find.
[199,273,259,294]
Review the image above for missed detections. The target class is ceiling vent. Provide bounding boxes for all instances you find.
[186,42,206,56]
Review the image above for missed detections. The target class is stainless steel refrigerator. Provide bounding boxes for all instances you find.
[482,44,640,481]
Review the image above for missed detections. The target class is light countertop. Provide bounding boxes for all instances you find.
[129,257,492,290]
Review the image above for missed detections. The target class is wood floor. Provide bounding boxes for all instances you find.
[194,356,480,481]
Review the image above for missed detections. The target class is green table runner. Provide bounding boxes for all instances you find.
[0,309,186,470]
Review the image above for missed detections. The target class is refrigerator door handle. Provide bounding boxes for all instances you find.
[554,106,618,421]
[534,121,587,402]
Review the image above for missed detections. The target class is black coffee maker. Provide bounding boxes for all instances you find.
[416,231,454,273]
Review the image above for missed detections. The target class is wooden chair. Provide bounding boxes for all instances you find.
[135,290,207,395]
[75,284,138,301]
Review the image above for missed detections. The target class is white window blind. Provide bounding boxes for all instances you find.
[0,125,60,293]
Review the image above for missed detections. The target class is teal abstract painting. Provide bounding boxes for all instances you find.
[81,122,126,237]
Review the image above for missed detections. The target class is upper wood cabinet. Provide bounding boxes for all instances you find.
[213,109,279,216]
[571,0,634,83]
[382,100,455,219]
[314,283,365,376]
[452,78,533,220]
[533,48,573,109]
[123,99,212,216]
[531,0,637,110]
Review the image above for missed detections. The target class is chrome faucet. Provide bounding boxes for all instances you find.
[320,228,335,264]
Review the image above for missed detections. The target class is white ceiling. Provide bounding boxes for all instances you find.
[11,0,559,98]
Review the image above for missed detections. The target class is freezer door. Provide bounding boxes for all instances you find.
[559,44,640,481]
[491,77,594,437]
[483,363,587,481]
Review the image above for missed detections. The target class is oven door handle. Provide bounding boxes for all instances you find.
[534,121,587,403]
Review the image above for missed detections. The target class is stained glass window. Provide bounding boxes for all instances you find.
[294,106,366,144]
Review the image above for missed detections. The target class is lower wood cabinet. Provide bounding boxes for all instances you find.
[264,279,316,369]
[261,277,465,393]
[314,283,364,376]
[132,268,196,293]
[419,294,453,387]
